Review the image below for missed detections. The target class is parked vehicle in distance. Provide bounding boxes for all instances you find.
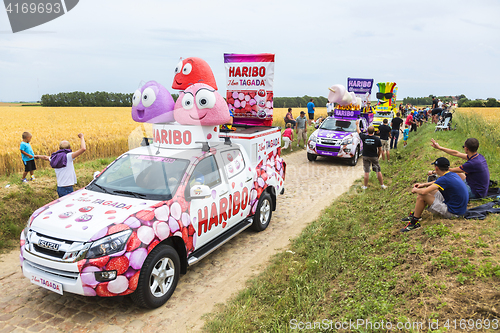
[306,109,372,166]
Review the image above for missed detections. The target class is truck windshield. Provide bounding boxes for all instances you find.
[375,112,391,117]
[320,118,356,132]
[87,154,189,200]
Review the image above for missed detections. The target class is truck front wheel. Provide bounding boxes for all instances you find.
[307,153,317,161]
[131,244,180,308]
[349,146,359,166]
[251,192,272,231]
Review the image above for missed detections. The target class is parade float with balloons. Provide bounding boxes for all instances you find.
[307,82,374,165]
[372,82,397,131]
[20,55,285,309]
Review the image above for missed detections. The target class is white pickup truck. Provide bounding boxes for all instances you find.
[20,123,285,308]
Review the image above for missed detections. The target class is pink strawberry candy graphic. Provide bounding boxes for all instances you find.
[88,256,110,269]
[126,231,141,252]
[106,256,129,275]
[95,282,116,297]
[107,224,130,235]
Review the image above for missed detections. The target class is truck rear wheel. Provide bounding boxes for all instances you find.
[307,153,317,161]
[131,244,180,309]
[349,146,359,166]
[251,192,272,231]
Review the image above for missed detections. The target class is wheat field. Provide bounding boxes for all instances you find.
[0,106,151,175]
[1,105,328,175]
[455,107,500,123]
[272,107,328,127]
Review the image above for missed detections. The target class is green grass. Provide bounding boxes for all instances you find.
[279,125,316,155]
[203,116,500,332]
[0,157,115,251]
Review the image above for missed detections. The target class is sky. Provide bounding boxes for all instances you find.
[0,0,499,102]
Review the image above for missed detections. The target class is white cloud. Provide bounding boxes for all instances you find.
[0,0,499,102]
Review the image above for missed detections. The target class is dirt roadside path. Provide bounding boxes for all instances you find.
[0,150,364,333]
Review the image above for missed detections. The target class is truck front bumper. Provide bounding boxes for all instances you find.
[22,249,86,296]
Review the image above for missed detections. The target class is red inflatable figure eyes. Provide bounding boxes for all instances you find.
[172,57,218,91]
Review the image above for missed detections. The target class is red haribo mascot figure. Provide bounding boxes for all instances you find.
[172,57,218,91]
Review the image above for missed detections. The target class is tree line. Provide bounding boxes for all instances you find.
[40,91,499,109]
[41,91,134,107]
[402,94,500,108]
[273,96,329,108]
[40,92,327,108]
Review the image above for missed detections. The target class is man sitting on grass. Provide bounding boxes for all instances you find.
[401,157,469,233]
[430,138,490,199]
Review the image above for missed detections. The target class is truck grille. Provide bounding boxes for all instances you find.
[26,230,89,262]
[318,138,341,145]
[318,147,340,153]
[33,244,66,259]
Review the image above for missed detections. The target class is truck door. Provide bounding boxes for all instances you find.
[219,148,253,224]
[186,155,230,248]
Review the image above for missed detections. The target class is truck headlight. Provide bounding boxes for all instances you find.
[309,134,317,143]
[85,229,132,259]
[341,138,353,145]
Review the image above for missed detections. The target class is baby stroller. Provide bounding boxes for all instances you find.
[435,108,455,131]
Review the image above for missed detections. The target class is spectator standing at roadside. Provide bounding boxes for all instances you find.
[432,97,438,109]
[405,112,415,133]
[307,98,315,125]
[377,119,392,161]
[430,138,490,199]
[356,120,387,190]
[284,108,296,129]
[390,113,404,149]
[400,157,468,232]
[37,133,87,197]
[295,111,307,148]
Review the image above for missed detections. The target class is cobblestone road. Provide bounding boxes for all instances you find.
[0,151,363,332]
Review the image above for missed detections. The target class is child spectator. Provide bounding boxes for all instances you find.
[403,125,410,147]
[282,123,294,151]
[20,132,37,182]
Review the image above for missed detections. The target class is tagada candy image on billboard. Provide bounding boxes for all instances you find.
[172,57,218,91]
[5,0,79,33]
[224,53,275,127]
[131,81,175,123]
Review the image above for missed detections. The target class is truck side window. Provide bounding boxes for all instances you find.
[187,155,222,190]
[221,149,245,179]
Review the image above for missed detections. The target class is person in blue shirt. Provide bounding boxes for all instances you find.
[401,157,469,232]
[307,98,315,125]
[403,125,410,147]
[20,131,37,182]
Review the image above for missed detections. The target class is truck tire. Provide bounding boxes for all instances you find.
[251,192,272,231]
[307,153,317,161]
[131,244,180,309]
[349,146,359,166]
